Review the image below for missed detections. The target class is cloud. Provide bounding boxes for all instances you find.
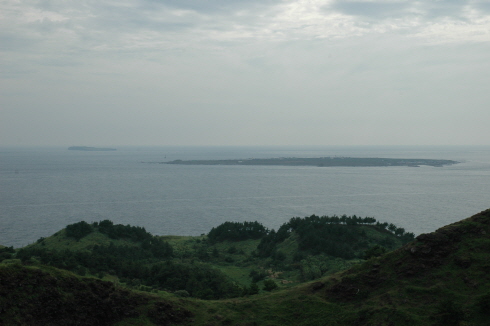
[475,1,490,14]
[328,0,484,21]
[158,0,283,13]
[328,1,412,19]
[2,0,490,146]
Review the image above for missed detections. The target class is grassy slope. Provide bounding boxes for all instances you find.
[161,224,405,288]
[34,229,142,251]
[24,223,403,290]
[184,209,490,326]
[3,210,490,325]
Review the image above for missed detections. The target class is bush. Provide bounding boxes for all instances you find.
[246,283,259,295]
[174,290,190,298]
[263,279,278,292]
[249,269,267,283]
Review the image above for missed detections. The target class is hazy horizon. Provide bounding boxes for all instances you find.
[2,0,490,147]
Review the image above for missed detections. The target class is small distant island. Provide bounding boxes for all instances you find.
[68,146,116,151]
[164,157,458,167]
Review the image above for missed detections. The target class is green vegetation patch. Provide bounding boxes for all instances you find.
[5,209,490,325]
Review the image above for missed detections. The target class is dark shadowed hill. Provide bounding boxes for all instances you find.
[320,209,490,325]
[0,264,192,326]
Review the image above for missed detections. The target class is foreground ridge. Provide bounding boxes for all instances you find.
[1,209,489,325]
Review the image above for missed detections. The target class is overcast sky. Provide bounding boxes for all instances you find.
[2,0,490,147]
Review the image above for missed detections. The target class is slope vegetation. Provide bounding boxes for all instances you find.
[2,210,489,325]
[0,263,192,326]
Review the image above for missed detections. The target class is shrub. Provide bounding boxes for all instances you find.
[174,290,190,298]
[249,269,267,283]
[263,279,278,292]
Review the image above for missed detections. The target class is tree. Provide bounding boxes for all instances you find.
[388,223,397,233]
[247,282,259,295]
[262,279,278,292]
[394,227,405,237]
[249,269,267,283]
[65,221,93,241]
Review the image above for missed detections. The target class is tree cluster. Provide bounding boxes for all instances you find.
[65,221,94,241]
[16,220,244,300]
[64,220,155,243]
[0,246,15,262]
[207,221,269,243]
[94,220,153,242]
[257,215,415,260]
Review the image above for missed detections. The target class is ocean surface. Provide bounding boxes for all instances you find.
[1,146,490,248]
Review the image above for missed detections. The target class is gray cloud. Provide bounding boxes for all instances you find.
[328,1,411,19]
[0,32,38,52]
[158,0,282,13]
[328,0,476,21]
[1,0,490,146]
[475,2,490,14]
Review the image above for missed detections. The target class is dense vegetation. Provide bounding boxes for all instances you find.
[257,214,414,260]
[0,245,15,261]
[10,215,411,302]
[207,221,269,243]
[7,210,490,325]
[15,220,239,299]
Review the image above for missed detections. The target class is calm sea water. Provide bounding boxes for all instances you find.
[1,146,490,248]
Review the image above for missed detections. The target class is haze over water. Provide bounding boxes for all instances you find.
[1,146,490,248]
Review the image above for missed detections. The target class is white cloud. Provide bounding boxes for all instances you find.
[1,0,490,146]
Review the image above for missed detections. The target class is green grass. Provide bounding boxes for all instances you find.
[19,219,414,297]
[6,210,490,325]
[32,229,142,251]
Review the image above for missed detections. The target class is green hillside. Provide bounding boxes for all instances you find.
[2,210,490,325]
[10,215,410,296]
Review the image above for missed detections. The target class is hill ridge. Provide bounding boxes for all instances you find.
[2,210,490,325]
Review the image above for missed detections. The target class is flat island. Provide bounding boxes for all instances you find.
[68,146,116,151]
[164,157,458,167]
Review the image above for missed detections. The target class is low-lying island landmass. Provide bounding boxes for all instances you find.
[164,157,458,167]
[68,146,117,151]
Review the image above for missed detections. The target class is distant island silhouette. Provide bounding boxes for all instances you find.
[163,157,458,167]
[68,146,116,151]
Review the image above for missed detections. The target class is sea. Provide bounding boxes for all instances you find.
[1,146,490,248]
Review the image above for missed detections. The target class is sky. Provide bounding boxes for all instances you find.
[2,0,490,147]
